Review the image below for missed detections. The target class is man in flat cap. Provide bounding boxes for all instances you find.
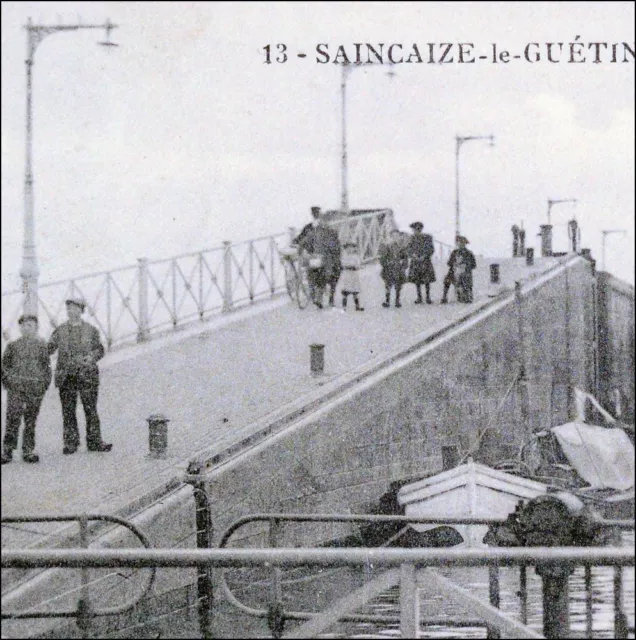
[1,315,51,464]
[407,222,436,304]
[441,235,477,303]
[48,297,112,454]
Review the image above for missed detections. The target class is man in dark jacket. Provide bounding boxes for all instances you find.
[407,221,436,304]
[48,297,112,454]
[441,236,477,303]
[297,209,342,308]
[1,315,51,464]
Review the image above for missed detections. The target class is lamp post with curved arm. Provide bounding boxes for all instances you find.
[21,17,118,315]
[340,62,395,213]
[454,134,495,242]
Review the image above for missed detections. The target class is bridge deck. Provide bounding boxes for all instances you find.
[1,257,560,543]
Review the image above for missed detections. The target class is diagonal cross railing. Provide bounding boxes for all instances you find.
[2,211,451,352]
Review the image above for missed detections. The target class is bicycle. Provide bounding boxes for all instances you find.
[279,245,311,309]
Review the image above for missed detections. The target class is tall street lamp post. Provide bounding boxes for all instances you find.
[21,17,118,315]
[454,134,495,242]
[340,62,395,213]
[601,229,627,272]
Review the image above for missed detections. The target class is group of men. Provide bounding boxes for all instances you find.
[1,297,111,465]
[379,226,477,307]
[294,206,477,310]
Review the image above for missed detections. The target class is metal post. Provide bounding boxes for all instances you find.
[172,259,177,328]
[20,18,118,317]
[21,20,38,316]
[340,64,349,213]
[399,563,419,638]
[105,273,112,351]
[585,565,593,639]
[486,565,501,639]
[614,566,628,639]
[519,565,528,626]
[270,237,276,295]
[454,137,460,241]
[222,241,233,312]
[249,241,255,302]
[76,515,93,638]
[310,344,325,376]
[538,566,573,639]
[190,461,214,640]
[199,253,204,319]
[268,517,285,639]
[137,258,149,342]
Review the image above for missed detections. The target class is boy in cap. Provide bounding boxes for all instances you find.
[1,315,51,464]
[48,297,112,454]
[441,236,477,303]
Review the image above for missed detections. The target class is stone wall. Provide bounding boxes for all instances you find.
[597,272,635,422]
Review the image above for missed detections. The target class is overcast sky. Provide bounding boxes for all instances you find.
[2,1,634,289]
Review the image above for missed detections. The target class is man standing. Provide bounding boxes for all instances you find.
[1,315,51,464]
[297,207,342,308]
[441,236,477,303]
[407,221,436,304]
[48,297,112,454]
[379,229,409,308]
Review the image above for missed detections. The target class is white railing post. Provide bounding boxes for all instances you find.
[399,563,419,638]
[137,258,149,342]
[270,237,276,295]
[222,241,233,312]
[249,241,255,302]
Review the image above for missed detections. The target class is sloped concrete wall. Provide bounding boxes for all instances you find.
[208,257,596,549]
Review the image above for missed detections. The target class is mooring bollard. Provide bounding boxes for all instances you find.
[310,344,325,376]
[489,264,500,284]
[525,247,534,266]
[147,414,170,458]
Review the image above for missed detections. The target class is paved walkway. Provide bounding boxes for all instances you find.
[1,256,559,539]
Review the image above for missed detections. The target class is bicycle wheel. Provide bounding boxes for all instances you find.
[283,259,299,303]
[296,262,311,309]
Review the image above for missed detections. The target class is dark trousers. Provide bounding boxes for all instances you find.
[415,283,432,302]
[59,379,103,449]
[384,283,402,304]
[3,390,43,453]
[307,268,326,306]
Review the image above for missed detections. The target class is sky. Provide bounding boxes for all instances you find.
[1,1,634,290]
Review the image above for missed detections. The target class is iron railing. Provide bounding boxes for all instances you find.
[217,512,634,639]
[1,514,155,633]
[2,546,633,639]
[1,210,408,351]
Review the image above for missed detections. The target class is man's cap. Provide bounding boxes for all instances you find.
[409,221,424,230]
[65,296,86,310]
[18,314,38,325]
[456,235,469,244]
[310,206,321,216]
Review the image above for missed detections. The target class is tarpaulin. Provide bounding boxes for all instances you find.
[551,422,635,490]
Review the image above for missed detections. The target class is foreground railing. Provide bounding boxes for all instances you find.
[2,210,406,351]
[2,546,633,639]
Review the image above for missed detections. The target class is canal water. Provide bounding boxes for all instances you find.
[322,531,634,639]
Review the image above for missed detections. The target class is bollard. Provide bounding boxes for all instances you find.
[539,224,553,257]
[147,414,170,458]
[525,247,534,266]
[310,344,325,376]
[489,264,500,284]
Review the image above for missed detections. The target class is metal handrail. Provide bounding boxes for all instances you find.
[1,514,156,621]
[216,511,633,631]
